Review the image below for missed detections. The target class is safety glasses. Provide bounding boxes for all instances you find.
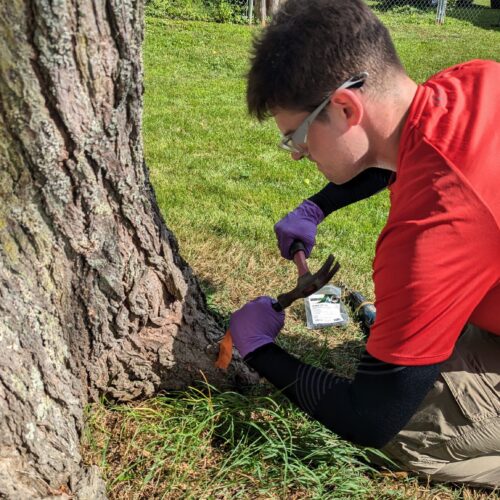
[279,72,369,155]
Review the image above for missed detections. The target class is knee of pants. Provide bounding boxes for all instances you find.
[379,325,500,487]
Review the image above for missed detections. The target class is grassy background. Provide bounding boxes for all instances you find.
[83,9,500,499]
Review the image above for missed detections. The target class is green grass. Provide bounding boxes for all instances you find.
[84,386,381,498]
[83,11,500,499]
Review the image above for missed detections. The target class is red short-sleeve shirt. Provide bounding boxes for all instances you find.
[366,60,500,365]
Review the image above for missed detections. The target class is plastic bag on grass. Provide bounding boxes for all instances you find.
[304,284,349,329]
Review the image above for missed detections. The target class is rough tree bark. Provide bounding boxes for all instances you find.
[0,1,257,497]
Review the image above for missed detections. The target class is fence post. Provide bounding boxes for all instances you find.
[248,0,253,24]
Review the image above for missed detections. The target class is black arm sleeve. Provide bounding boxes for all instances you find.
[245,344,440,448]
[309,167,393,217]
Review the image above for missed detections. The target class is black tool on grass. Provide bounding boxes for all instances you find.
[346,289,376,337]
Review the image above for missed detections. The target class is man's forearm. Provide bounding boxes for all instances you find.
[309,167,393,217]
[245,343,440,448]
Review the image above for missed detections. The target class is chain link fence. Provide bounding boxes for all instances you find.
[367,0,498,25]
[145,0,500,26]
[243,0,500,25]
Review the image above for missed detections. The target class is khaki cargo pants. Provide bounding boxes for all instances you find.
[378,324,500,489]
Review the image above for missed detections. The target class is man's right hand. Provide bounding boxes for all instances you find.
[274,199,325,259]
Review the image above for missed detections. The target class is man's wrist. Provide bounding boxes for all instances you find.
[243,341,276,363]
[302,199,325,224]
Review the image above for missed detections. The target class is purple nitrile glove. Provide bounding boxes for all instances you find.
[229,296,285,358]
[274,199,325,260]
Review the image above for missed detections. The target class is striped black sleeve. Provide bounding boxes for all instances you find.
[309,167,393,217]
[244,344,440,449]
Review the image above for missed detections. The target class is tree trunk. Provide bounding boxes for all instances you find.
[0,1,257,497]
[260,0,267,25]
[269,0,281,16]
[257,0,282,25]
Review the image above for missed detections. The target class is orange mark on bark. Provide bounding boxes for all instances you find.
[215,330,233,370]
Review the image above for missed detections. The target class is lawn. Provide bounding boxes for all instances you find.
[83,8,500,499]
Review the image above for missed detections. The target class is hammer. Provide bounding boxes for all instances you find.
[215,241,340,369]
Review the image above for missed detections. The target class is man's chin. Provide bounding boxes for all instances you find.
[323,164,371,185]
[317,166,345,185]
[324,172,352,185]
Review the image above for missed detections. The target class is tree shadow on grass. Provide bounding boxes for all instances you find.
[198,277,230,330]
[444,3,500,28]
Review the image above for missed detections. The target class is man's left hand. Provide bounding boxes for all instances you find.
[229,296,285,358]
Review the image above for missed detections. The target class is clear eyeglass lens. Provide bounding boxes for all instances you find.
[279,136,303,154]
[280,137,294,151]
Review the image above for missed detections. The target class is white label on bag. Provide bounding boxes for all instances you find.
[309,295,343,325]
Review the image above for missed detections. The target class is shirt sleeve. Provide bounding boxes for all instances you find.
[309,167,392,217]
[245,343,440,448]
[367,137,500,365]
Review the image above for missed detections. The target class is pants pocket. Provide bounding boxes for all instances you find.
[441,327,500,424]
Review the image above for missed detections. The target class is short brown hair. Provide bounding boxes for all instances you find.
[247,0,403,121]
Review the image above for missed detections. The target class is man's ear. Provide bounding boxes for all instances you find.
[331,89,364,126]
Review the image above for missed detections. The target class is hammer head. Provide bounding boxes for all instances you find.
[274,254,340,311]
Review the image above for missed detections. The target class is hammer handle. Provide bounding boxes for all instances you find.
[290,240,309,277]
